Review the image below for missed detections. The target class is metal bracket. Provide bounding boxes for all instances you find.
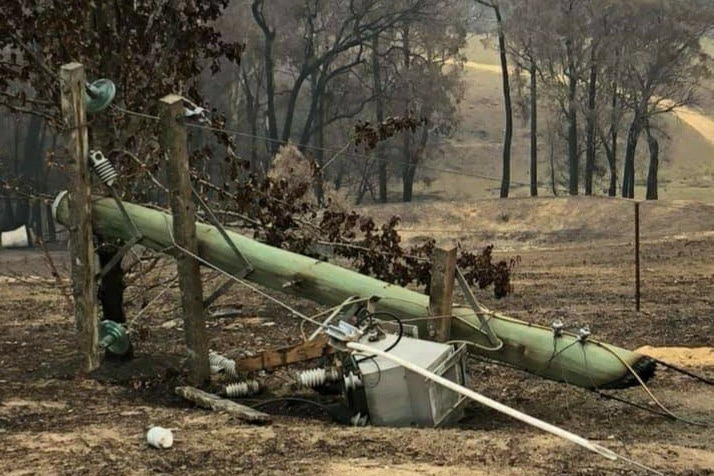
[191,186,252,279]
[455,267,501,347]
[308,295,362,341]
[203,279,237,308]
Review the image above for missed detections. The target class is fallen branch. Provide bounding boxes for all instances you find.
[175,386,271,424]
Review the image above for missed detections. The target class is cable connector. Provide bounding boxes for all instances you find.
[577,326,591,342]
[551,319,565,338]
[183,105,209,122]
[181,97,209,123]
[325,320,363,351]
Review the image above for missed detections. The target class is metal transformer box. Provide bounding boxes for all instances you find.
[356,334,468,427]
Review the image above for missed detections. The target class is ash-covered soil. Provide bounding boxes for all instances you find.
[0,226,712,475]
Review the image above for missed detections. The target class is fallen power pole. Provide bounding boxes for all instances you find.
[52,194,656,390]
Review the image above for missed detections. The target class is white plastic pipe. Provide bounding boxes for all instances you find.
[347,341,618,461]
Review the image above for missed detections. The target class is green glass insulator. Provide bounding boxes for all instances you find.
[99,320,131,356]
[85,79,116,114]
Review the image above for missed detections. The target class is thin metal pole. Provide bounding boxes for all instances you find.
[635,201,641,312]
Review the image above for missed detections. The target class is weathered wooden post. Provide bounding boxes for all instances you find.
[60,63,99,372]
[429,245,458,342]
[159,94,210,386]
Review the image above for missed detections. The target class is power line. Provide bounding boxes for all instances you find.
[110,104,524,185]
[109,104,714,213]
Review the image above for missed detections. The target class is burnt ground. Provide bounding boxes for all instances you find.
[0,230,712,476]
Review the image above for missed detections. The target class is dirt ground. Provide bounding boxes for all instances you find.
[1,213,713,476]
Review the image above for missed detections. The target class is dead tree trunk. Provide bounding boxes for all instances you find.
[529,58,538,197]
[495,4,512,198]
[622,111,643,199]
[373,35,388,203]
[604,87,619,197]
[402,122,428,203]
[645,123,659,200]
[567,74,579,196]
[584,56,598,196]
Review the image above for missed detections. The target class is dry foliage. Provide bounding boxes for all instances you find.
[202,149,517,298]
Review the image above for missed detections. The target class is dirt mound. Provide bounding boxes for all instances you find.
[636,346,714,368]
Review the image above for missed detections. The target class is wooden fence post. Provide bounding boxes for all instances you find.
[60,63,99,372]
[429,246,458,342]
[160,94,210,386]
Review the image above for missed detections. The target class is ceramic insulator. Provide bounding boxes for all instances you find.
[89,151,118,187]
[295,367,341,388]
[343,371,363,391]
[209,351,237,377]
[225,380,260,398]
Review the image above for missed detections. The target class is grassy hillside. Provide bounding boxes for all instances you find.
[399,36,714,203]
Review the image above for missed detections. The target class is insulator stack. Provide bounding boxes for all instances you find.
[209,351,237,377]
[225,380,261,398]
[295,367,341,388]
[343,371,363,391]
[89,150,119,187]
[98,320,131,357]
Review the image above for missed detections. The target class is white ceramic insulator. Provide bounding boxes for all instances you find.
[296,367,341,387]
[209,351,237,377]
[343,371,362,391]
[223,360,237,377]
[325,367,340,382]
[208,351,224,367]
[225,380,260,398]
[90,151,118,187]
[296,368,326,387]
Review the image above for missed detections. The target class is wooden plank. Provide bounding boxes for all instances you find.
[235,334,333,372]
[60,63,99,372]
[175,386,271,424]
[428,246,457,342]
[160,94,210,386]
